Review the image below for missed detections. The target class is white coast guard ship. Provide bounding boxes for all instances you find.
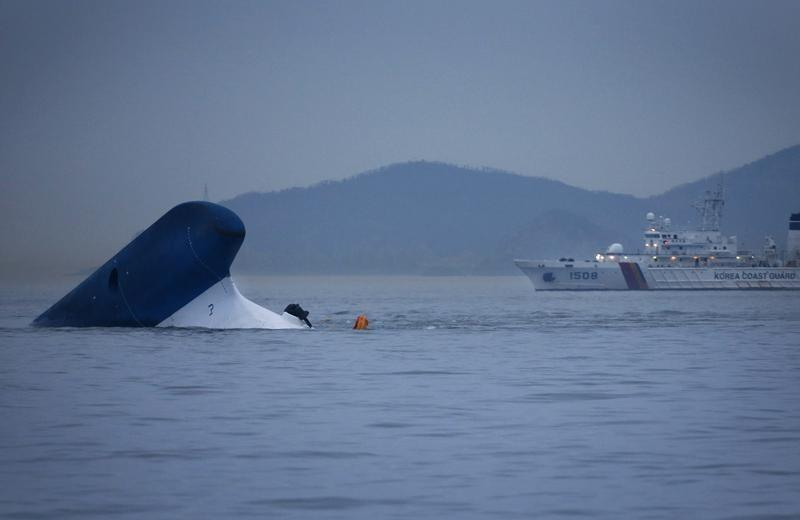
[515,188,800,290]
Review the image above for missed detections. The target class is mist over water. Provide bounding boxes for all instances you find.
[2,276,800,519]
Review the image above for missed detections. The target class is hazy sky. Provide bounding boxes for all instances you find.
[2,0,799,275]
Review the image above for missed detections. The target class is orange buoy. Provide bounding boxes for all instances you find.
[353,314,369,330]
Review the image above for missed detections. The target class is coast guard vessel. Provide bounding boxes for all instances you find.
[515,188,800,290]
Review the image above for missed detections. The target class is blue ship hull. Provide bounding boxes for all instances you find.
[34,202,246,327]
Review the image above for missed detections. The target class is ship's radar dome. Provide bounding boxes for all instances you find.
[646,212,656,221]
[606,243,624,254]
[664,218,671,228]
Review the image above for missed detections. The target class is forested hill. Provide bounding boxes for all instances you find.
[222,146,800,274]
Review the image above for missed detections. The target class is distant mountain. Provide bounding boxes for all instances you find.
[476,209,625,274]
[222,146,800,274]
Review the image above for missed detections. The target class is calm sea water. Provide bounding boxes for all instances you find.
[1,275,799,519]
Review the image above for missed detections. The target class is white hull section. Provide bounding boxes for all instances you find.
[647,268,800,290]
[157,277,308,329]
[515,261,800,291]
[515,261,628,290]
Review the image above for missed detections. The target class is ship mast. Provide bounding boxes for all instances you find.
[693,179,724,231]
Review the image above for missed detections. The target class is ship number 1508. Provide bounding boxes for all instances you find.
[570,271,598,280]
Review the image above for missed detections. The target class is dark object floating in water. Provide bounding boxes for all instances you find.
[284,303,312,328]
[33,201,310,329]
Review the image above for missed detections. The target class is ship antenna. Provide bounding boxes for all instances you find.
[203,183,209,202]
[693,175,724,231]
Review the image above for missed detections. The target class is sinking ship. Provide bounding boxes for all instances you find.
[33,201,312,328]
[515,188,800,290]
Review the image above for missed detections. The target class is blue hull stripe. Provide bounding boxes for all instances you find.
[619,262,650,290]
